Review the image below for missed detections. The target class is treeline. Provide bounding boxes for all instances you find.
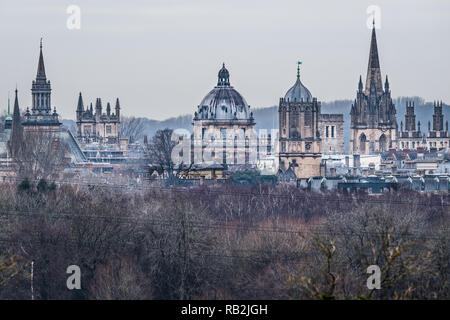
[0,180,449,299]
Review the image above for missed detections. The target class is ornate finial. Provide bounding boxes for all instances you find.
[222,62,225,68]
[40,37,43,49]
[297,61,302,78]
[373,16,375,29]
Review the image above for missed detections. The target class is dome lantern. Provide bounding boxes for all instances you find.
[217,63,230,86]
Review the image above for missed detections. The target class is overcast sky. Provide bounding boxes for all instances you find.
[0,0,449,120]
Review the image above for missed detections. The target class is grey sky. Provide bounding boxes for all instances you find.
[0,0,449,120]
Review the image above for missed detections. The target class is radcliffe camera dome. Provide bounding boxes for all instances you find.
[196,63,252,121]
[284,62,312,102]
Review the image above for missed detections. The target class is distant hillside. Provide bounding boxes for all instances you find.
[63,97,450,152]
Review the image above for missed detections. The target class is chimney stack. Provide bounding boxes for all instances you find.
[330,167,336,177]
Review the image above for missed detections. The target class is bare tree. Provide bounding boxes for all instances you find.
[147,128,192,185]
[89,257,151,300]
[120,116,147,143]
[12,130,68,180]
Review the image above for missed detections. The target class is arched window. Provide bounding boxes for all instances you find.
[360,133,367,154]
[379,134,387,152]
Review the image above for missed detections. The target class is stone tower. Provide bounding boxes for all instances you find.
[278,62,322,178]
[350,22,398,154]
[432,101,444,132]
[22,39,61,131]
[426,101,449,150]
[399,101,422,150]
[405,101,416,132]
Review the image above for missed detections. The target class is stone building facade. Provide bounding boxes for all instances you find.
[76,93,121,144]
[3,40,87,166]
[399,101,424,150]
[278,63,323,179]
[399,101,450,151]
[319,114,344,154]
[350,23,398,155]
[192,64,255,165]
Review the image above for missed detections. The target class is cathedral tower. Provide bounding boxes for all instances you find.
[22,39,61,131]
[278,62,322,178]
[350,22,398,154]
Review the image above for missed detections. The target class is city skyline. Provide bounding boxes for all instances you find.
[0,0,449,121]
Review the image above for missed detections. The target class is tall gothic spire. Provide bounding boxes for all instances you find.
[36,38,47,81]
[13,88,20,119]
[10,88,23,157]
[365,23,383,96]
[358,75,363,92]
[115,98,120,119]
[77,92,84,111]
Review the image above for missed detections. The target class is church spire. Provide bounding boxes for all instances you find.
[36,38,46,81]
[365,22,383,96]
[13,88,19,117]
[6,93,12,121]
[358,75,363,92]
[115,98,120,119]
[77,92,84,111]
[4,93,12,129]
[10,88,23,156]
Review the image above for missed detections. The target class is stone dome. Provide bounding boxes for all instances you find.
[195,64,252,121]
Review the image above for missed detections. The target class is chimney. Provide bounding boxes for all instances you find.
[330,167,336,177]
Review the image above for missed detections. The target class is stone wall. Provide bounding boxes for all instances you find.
[319,114,344,154]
